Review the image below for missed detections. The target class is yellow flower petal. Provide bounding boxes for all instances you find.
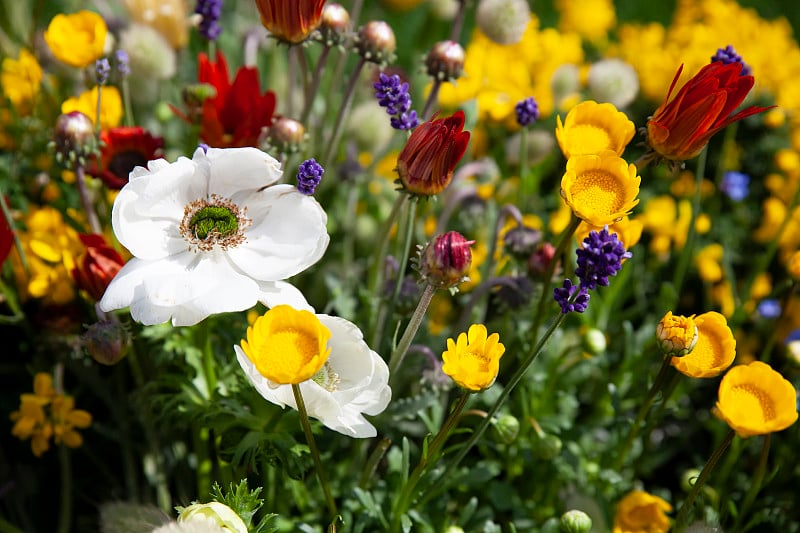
[555,100,635,158]
[670,311,735,378]
[44,10,107,68]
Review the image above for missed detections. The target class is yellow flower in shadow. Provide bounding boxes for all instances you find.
[51,395,93,448]
[671,311,735,378]
[44,10,107,68]
[241,305,331,385]
[575,216,643,252]
[612,490,672,533]
[560,150,640,227]
[1,49,43,113]
[61,86,123,129]
[714,361,798,438]
[442,324,505,391]
[555,100,635,158]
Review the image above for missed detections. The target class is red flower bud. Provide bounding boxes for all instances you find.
[71,234,125,301]
[646,62,774,162]
[84,320,130,365]
[419,231,474,289]
[396,110,470,196]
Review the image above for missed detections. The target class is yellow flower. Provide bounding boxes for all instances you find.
[560,151,641,227]
[656,311,698,356]
[788,250,800,280]
[1,49,43,112]
[671,311,736,378]
[694,243,724,283]
[51,395,92,448]
[44,10,107,68]
[575,216,643,252]
[61,86,123,129]
[714,361,798,438]
[441,324,505,391]
[556,0,616,43]
[123,0,190,49]
[555,101,635,159]
[612,490,672,533]
[240,305,331,385]
[10,396,52,456]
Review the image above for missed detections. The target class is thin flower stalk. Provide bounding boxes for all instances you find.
[421,78,441,121]
[73,163,102,235]
[322,57,367,167]
[673,429,735,531]
[731,434,771,531]
[300,43,332,125]
[390,390,471,533]
[387,283,436,379]
[291,383,338,518]
[58,441,72,533]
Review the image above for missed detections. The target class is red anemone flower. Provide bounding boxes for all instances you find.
[88,127,164,189]
[646,61,774,162]
[255,0,326,44]
[396,110,470,196]
[71,234,125,302]
[198,51,277,148]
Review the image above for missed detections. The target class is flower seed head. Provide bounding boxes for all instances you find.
[53,111,97,162]
[264,117,306,154]
[425,40,465,81]
[418,231,474,289]
[318,3,350,46]
[475,0,530,45]
[356,21,396,65]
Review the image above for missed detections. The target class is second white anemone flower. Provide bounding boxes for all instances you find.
[236,300,391,438]
[100,146,329,326]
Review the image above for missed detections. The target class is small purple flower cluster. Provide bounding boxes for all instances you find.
[515,96,540,127]
[711,44,752,76]
[720,171,750,202]
[296,158,324,195]
[373,72,419,130]
[195,0,223,40]
[95,58,110,85]
[554,228,631,314]
[115,50,130,78]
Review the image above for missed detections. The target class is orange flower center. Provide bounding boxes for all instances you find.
[570,170,622,214]
[731,384,775,422]
[567,124,611,154]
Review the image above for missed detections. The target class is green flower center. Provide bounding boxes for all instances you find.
[312,361,341,392]
[180,193,251,252]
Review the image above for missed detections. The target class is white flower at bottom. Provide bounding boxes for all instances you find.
[99,147,329,326]
[177,502,247,533]
[236,309,391,438]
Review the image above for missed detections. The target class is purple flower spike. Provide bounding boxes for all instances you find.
[576,227,631,290]
[554,279,590,314]
[711,44,751,75]
[296,158,324,195]
[374,72,419,130]
[515,96,540,127]
[195,0,224,40]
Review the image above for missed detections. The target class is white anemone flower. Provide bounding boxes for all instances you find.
[99,146,329,326]
[235,298,391,438]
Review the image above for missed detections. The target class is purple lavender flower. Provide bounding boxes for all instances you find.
[720,171,750,202]
[296,158,324,195]
[711,45,751,75]
[554,279,590,314]
[515,96,540,127]
[373,72,419,130]
[575,228,631,290]
[115,50,130,78]
[195,0,223,40]
[95,58,111,85]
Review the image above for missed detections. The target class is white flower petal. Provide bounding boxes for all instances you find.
[256,281,314,312]
[228,185,329,280]
[205,147,283,196]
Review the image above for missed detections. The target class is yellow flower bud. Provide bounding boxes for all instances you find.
[656,311,698,356]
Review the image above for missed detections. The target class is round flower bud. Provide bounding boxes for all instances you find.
[534,432,562,460]
[656,311,698,356]
[83,320,130,366]
[53,111,97,163]
[355,21,396,65]
[581,328,607,355]
[587,58,639,109]
[318,3,351,46]
[264,117,306,154]
[425,40,465,81]
[475,0,530,45]
[418,231,474,289]
[503,225,541,260]
[559,510,593,533]
[491,414,520,444]
[178,502,248,533]
[528,242,558,279]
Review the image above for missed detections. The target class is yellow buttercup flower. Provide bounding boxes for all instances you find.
[788,250,800,280]
[51,395,93,448]
[1,49,43,112]
[670,311,736,378]
[695,243,724,283]
[555,100,635,159]
[44,10,107,68]
[61,86,123,129]
[612,490,672,533]
[560,150,641,227]
[714,361,798,438]
[656,311,698,356]
[442,324,505,391]
[240,305,331,385]
[556,0,616,43]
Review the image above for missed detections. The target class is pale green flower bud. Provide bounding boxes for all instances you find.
[177,502,247,533]
[534,432,562,460]
[581,328,607,355]
[491,414,520,444]
[559,510,592,533]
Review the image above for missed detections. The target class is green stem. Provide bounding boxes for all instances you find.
[122,78,134,127]
[432,312,567,490]
[301,44,332,125]
[613,355,675,470]
[388,283,436,379]
[57,445,72,533]
[322,57,366,168]
[390,391,471,533]
[73,162,102,234]
[292,384,338,518]
[673,429,736,532]
[731,434,771,532]
[670,146,708,307]
[421,79,442,121]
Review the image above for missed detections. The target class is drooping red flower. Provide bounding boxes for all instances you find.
[646,61,774,162]
[88,127,164,189]
[255,0,326,44]
[198,51,277,148]
[71,233,125,302]
[396,110,470,196]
